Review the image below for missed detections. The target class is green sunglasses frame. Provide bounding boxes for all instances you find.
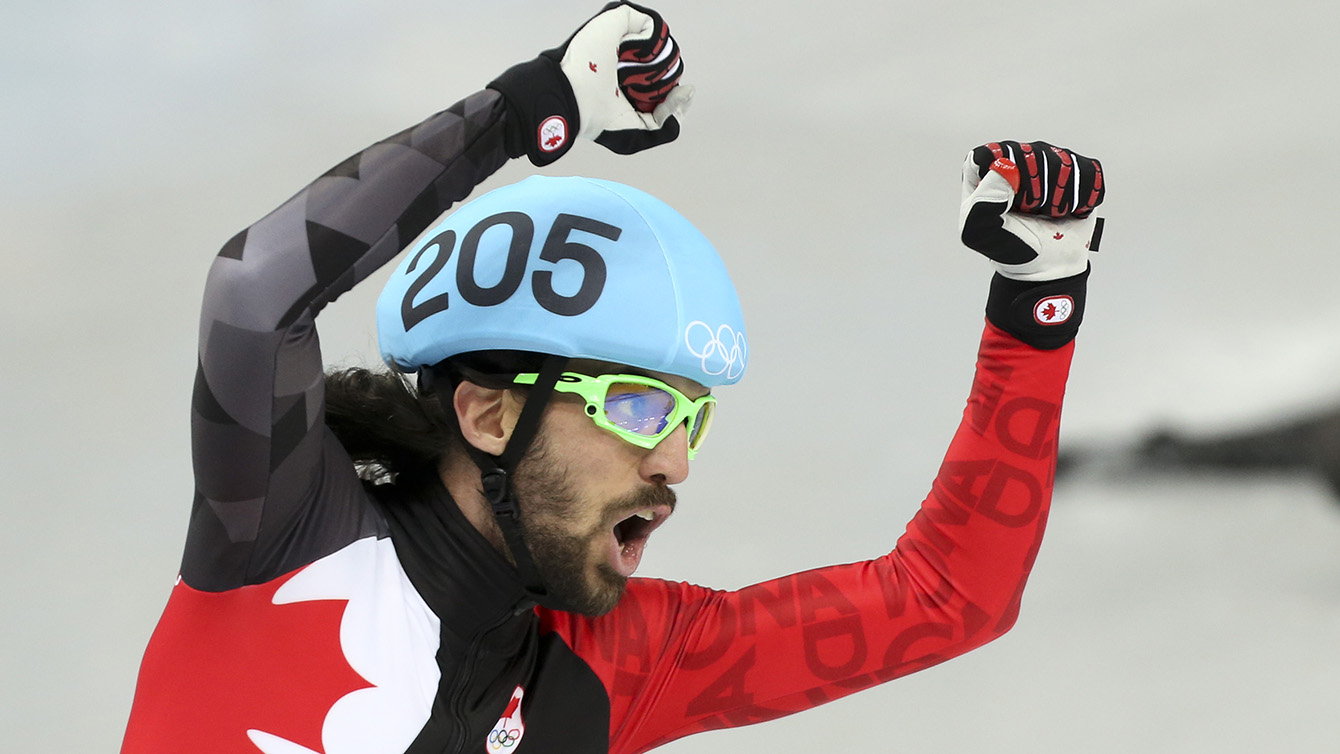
[513,371,716,459]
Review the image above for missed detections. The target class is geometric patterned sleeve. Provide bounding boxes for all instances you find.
[183,90,512,591]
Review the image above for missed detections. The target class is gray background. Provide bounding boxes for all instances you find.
[4,1,1338,751]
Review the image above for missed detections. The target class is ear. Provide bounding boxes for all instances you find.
[453,381,521,456]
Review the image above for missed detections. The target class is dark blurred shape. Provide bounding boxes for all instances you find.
[1058,405,1340,503]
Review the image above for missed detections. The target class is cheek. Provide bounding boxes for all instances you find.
[548,407,636,467]
[541,415,646,511]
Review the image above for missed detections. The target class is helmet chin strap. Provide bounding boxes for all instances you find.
[475,354,568,602]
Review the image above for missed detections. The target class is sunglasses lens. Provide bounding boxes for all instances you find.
[688,401,714,450]
[605,383,676,437]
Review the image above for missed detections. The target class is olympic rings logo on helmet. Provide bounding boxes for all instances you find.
[685,320,747,380]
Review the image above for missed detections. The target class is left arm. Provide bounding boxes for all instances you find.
[545,322,1072,753]
[541,140,1106,753]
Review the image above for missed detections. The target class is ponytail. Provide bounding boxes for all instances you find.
[324,367,456,484]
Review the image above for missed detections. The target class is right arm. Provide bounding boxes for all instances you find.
[183,1,694,593]
[185,90,515,591]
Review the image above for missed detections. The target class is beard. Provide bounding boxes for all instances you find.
[511,433,676,616]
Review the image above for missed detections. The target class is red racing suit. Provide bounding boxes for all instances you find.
[121,87,1073,754]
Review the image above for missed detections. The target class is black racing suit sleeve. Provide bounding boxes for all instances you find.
[183,91,512,591]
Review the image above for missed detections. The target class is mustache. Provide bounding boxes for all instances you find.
[606,484,677,520]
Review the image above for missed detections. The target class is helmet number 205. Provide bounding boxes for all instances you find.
[400,211,621,330]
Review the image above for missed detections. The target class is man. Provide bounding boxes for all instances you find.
[121,3,1105,753]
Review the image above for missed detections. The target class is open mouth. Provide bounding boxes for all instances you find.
[609,505,673,577]
[613,508,662,547]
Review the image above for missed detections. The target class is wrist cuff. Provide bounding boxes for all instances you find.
[985,266,1089,349]
[487,55,580,166]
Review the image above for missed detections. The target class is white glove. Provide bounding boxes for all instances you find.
[487,2,691,165]
[561,2,694,144]
[560,1,696,154]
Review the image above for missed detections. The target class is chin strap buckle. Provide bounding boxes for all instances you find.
[481,467,519,519]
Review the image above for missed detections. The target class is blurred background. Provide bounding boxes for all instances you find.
[3,1,1338,751]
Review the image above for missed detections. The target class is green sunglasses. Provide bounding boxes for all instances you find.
[513,371,716,459]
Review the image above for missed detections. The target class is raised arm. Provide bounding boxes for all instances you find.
[184,1,693,591]
[185,92,513,591]
[540,141,1107,753]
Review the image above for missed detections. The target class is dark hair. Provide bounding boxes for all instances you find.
[324,367,456,484]
[324,350,547,484]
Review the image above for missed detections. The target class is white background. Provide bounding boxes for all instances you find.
[3,1,1339,751]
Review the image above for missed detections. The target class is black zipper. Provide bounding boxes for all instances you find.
[444,609,517,753]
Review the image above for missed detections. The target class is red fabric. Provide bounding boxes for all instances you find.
[540,323,1074,754]
[121,570,370,754]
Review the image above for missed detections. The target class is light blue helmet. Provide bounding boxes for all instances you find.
[377,176,747,386]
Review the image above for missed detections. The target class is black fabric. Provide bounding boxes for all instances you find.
[190,364,235,425]
[373,477,536,753]
[323,152,362,180]
[267,395,309,470]
[218,228,247,261]
[960,200,1037,265]
[1089,217,1106,252]
[521,633,612,752]
[487,56,580,167]
[371,478,612,753]
[593,116,680,155]
[985,267,1089,350]
[398,183,445,250]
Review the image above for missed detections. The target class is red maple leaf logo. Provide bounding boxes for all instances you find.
[122,570,371,753]
[1053,232,1064,240]
[1041,302,1058,321]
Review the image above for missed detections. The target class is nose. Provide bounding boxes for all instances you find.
[640,423,691,486]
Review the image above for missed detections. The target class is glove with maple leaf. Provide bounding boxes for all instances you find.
[959,140,1106,349]
[488,2,692,166]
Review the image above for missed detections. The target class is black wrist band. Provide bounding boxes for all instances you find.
[487,54,580,167]
[984,266,1089,349]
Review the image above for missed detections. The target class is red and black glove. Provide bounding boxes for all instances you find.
[970,141,1104,218]
[489,2,692,166]
[606,3,683,115]
[959,140,1108,349]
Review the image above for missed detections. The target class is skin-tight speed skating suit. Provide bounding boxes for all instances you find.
[120,88,1074,754]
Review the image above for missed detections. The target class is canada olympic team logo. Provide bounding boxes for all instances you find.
[1033,295,1074,326]
[685,321,747,380]
[537,116,568,153]
[486,686,526,752]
